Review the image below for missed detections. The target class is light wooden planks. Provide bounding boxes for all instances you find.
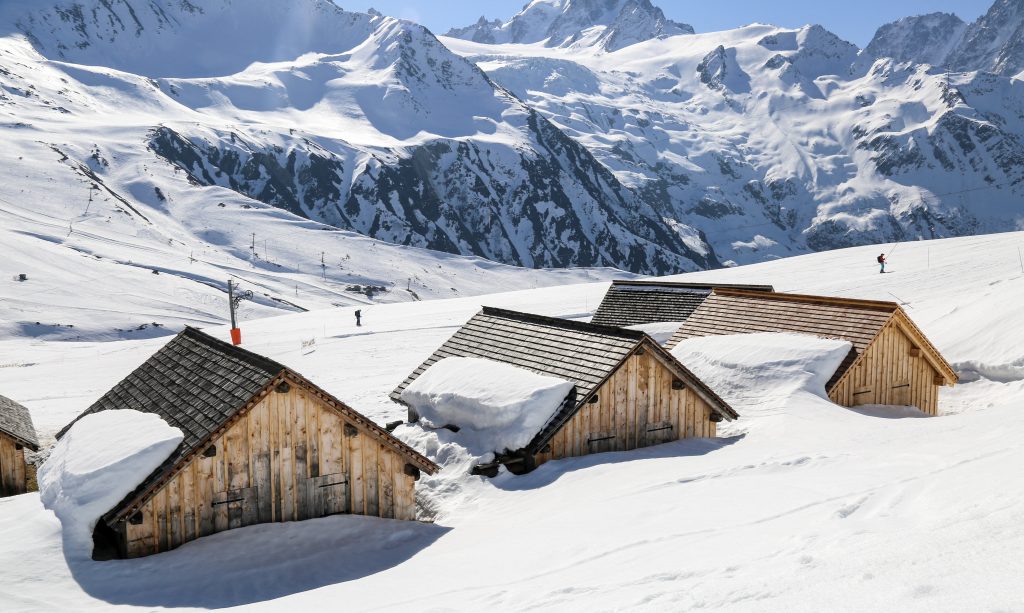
[123,380,420,558]
[829,321,942,416]
[537,350,718,468]
[0,435,29,497]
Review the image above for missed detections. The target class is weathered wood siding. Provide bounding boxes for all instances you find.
[534,350,716,466]
[0,433,28,497]
[122,380,419,558]
[829,321,942,415]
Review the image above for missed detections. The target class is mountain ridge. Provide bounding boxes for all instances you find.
[866,0,1024,77]
[445,0,694,52]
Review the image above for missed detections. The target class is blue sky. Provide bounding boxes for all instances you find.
[336,1,991,47]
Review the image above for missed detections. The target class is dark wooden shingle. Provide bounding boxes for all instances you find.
[667,290,898,390]
[591,280,775,327]
[0,395,39,451]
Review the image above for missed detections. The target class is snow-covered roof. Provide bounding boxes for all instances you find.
[57,326,437,523]
[0,394,39,451]
[400,357,575,453]
[591,280,774,328]
[668,289,957,389]
[392,306,735,453]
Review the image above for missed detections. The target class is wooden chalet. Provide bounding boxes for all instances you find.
[0,395,39,497]
[590,280,774,328]
[57,327,438,559]
[391,307,736,475]
[666,290,958,415]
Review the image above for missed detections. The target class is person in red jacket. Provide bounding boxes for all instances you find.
[877,253,887,274]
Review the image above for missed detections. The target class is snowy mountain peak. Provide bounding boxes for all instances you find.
[866,0,1024,77]
[864,12,967,67]
[445,0,694,51]
[947,0,1024,76]
[3,0,386,78]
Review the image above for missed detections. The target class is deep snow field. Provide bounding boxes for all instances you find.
[1,231,1024,611]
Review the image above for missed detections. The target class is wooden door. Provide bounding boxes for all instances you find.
[644,421,675,446]
[851,386,876,406]
[308,473,349,517]
[212,487,258,532]
[890,382,911,407]
[586,432,615,454]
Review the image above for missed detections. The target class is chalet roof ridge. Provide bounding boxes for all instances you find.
[479,306,648,341]
[712,289,900,311]
[392,308,736,458]
[610,280,775,292]
[178,326,288,376]
[55,326,437,525]
[0,394,39,451]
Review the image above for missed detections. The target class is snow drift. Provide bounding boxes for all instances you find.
[37,410,183,557]
[401,357,574,453]
[670,333,853,408]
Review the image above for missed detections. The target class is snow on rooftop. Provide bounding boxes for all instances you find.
[670,332,853,410]
[401,357,574,454]
[37,410,183,558]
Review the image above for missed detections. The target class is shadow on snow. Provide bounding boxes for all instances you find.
[66,514,450,608]
[493,434,746,492]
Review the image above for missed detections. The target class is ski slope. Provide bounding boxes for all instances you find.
[0,232,1023,611]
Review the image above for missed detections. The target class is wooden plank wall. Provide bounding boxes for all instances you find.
[0,434,27,497]
[123,382,418,558]
[534,350,716,467]
[829,321,941,415]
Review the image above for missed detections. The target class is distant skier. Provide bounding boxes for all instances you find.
[877,253,887,274]
[355,309,362,327]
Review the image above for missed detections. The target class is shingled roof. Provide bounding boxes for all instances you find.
[590,280,774,328]
[0,395,39,451]
[392,307,735,453]
[58,327,437,523]
[667,289,957,390]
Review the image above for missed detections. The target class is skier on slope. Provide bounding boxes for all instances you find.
[355,309,362,327]
[877,253,887,274]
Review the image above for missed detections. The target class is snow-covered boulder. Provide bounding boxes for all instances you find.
[670,333,852,407]
[400,357,575,454]
[38,410,183,557]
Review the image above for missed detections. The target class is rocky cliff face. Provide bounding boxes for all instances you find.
[863,12,967,67]
[0,0,714,275]
[947,0,1024,76]
[866,0,1024,77]
[452,20,1024,264]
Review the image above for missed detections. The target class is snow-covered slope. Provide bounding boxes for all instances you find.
[947,0,1024,76]
[443,19,1024,265]
[1,231,1023,611]
[0,0,714,289]
[863,12,968,67]
[445,0,694,52]
[867,0,1024,77]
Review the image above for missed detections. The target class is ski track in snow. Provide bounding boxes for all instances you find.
[0,232,1023,611]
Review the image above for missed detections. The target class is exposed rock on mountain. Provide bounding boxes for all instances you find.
[866,0,1024,77]
[1,0,713,275]
[446,0,693,52]
[947,0,1024,76]
[864,13,967,67]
